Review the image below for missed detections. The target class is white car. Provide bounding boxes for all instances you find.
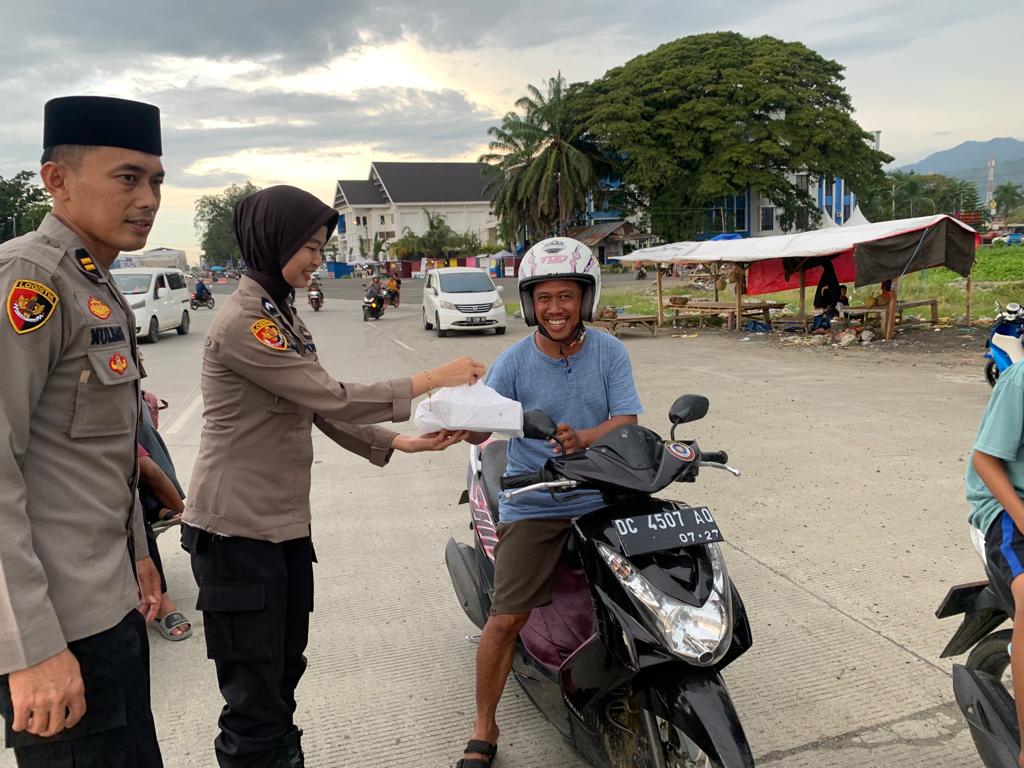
[422,267,506,337]
[111,267,191,343]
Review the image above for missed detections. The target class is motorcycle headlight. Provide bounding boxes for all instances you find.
[596,541,732,666]
[440,300,456,310]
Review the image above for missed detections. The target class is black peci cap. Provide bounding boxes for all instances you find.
[44,96,162,156]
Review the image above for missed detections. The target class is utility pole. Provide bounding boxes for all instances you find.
[986,158,996,208]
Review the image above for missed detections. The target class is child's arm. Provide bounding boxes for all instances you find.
[974,450,1024,530]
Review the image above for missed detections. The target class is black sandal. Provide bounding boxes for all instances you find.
[454,739,497,768]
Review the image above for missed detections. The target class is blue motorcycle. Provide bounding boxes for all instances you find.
[984,302,1024,386]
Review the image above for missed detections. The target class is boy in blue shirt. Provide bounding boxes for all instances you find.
[967,361,1024,767]
[455,238,642,768]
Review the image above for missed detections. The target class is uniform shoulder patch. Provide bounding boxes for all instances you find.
[7,279,59,334]
[251,318,288,351]
[74,249,99,275]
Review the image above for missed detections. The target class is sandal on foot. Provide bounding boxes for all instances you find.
[155,612,193,641]
[454,740,497,768]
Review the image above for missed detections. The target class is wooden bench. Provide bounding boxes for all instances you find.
[593,315,659,338]
[896,299,939,324]
[663,300,786,330]
[840,305,889,325]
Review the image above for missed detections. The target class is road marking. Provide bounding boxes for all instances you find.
[163,390,203,436]
[392,337,415,353]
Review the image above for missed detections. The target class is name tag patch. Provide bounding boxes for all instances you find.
[90,325,127,345]
[7,279,59,334]
[251,318,288,351]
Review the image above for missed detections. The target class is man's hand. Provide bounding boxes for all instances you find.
[551,424,586,455]
[136,556,161,623]
[393,430,469,453]
[8,649,86,737]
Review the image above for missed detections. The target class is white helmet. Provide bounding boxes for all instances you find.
[518,237,601,326]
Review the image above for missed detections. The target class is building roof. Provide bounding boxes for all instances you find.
[334,162,494,209]
[334,180,385,208]
[568,220,649,247]
[373,162,492,204]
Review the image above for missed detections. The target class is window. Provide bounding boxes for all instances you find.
[167,272,185,290]
[154,274,167,295]
[379,215,386,226]
[760,206,775,232]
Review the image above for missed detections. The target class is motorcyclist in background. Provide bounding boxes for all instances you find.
[195,276,211,302]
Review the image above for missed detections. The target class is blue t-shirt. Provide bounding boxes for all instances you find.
[967,362,1024,535]
[487,330,643,523]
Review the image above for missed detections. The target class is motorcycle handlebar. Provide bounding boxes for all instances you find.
[701,450,729,465]
[501,472,543,490]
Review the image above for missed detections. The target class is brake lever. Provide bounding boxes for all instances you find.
[698,461,741,477]
[502,480,577,500]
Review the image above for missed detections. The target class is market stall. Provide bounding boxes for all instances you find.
[620,214,978,339]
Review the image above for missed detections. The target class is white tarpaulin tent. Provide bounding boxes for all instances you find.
[619,214,974,265]
[619,214,978,339]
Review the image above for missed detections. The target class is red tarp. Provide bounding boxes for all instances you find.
[745,250,856,296]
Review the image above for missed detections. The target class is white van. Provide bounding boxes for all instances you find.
[422,267,506,337]
[110,267,191,343]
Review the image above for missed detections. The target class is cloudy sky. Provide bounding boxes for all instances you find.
[2,0,1021,259]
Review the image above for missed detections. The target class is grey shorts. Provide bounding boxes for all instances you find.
[490,517,573,615]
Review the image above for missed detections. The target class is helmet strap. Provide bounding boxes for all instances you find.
[537,321,587,357]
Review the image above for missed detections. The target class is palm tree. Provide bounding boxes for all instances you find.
[993,182,1024,218]
[481,73,599,243]
[889,171,933,218]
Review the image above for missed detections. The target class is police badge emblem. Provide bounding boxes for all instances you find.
[251,318,288,351]
[7,279,59,334]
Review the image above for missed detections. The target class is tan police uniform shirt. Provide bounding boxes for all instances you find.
[184,276,412,543]
[0,214,148,675]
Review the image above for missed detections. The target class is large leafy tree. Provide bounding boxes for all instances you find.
[574,32,891,241]
[194,182,260,267]
[481,73,600,245]
[0,171,51,243]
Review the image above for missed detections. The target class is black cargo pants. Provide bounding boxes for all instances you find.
[182,527,314,768]
[0,611,163,768]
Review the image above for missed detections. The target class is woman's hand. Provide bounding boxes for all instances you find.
[393,430,469,453]
[430,357,486,388]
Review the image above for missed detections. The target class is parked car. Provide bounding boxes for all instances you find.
[111,267,191,343]
[422,267,506,337]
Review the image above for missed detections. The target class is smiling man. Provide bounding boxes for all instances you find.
[456,237,642,768]
[0,96,166,767]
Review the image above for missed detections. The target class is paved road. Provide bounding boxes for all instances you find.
[2,292,992,767]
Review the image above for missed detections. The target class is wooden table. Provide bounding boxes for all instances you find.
[663,300,787,330]
[896,299,940,324]
[593,315,659,337]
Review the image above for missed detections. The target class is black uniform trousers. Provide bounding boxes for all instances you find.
[182,527,313,768]
[0,611,163,768]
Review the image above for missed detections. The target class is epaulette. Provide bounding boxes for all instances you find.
[0,232,66,277]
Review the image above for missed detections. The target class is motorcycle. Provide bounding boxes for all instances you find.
[190,292,215,310]
[984,302,1024,386]
[446,396,754,768]
[362,292,385,321]
[938,527,1019,767]
[308,288,323,312]
[385,288,400,308]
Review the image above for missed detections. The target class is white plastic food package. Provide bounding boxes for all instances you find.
[414,382,524,437]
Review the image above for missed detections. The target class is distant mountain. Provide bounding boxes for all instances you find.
[902,138,1024,175]
[900,138,1024,196]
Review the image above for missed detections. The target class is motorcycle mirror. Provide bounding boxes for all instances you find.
[669,395,709,425]
[522,410,558,440]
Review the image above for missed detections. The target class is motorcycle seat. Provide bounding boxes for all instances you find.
[480,440,509,523]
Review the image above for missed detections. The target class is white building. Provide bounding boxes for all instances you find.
[333,162,497,261]
[112,247,188,270]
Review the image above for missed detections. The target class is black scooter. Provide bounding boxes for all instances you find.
[362,291,385,321]
[937,531,1019,767]
[446,396,754,767]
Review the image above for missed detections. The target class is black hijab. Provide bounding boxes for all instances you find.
[233,185,339,308]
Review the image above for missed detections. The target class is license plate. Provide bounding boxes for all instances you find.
[467,317,486,324]
[613,505,722,556]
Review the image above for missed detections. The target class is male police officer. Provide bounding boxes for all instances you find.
[0,96,166,766]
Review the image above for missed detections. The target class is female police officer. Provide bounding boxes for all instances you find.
[182,185,483,768]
